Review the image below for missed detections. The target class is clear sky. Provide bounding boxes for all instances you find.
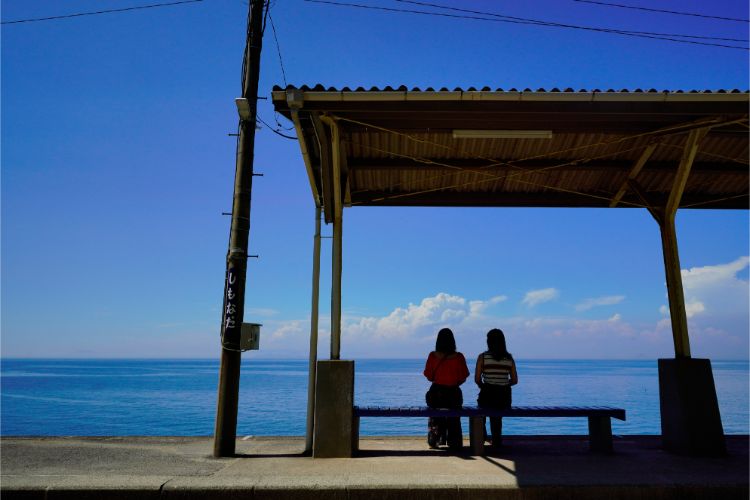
[2,0,748,360]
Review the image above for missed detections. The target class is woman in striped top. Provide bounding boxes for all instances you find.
[475,328,518,449]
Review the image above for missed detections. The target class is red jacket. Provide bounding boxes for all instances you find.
[423,352,469,386]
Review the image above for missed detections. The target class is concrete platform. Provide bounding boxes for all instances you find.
[1,435,748,499]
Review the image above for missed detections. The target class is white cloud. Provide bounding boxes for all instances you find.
[655,256,748,358]
[522,288,559,308]
[575,295,625,311]
[685,300,706,318]
[270,320,304,340]
[659,300,704,318]
[659,256,748,321]
[346,292,471,340]
[681,256,749,290]
[246,256,749,359]
[469,295,507,315]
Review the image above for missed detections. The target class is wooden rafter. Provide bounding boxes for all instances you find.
[609,143,658,208]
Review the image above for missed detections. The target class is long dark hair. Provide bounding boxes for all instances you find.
[435,328,456,354]
[487,328,511,361]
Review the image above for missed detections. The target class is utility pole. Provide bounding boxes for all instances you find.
[213,0,265,458]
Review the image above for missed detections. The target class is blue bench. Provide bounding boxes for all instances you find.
[353,406,626,454]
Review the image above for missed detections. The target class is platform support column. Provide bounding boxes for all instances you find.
[329,118,343,361]
[305,206,322,454]
[632,127,725,455]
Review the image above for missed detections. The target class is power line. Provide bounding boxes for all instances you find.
[397,0,749,44]
[257,115,298,139]
[304,0,748,50]
[267,7,295,131]
[268,10,288,88]
[573,0,750,23]
[1,0,204,25]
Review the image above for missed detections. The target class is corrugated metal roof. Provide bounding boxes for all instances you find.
[272,85,749,220]
[273,85,748,93]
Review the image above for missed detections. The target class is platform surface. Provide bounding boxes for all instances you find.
[1,435,748,499]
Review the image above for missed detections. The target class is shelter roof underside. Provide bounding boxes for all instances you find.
[271,87,749,220]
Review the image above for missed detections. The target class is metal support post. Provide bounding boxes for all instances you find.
[658,127,707,358]
[659,213,691,358]
[329,119,343,360]
[305,206,322,453]
[331,209,343,360]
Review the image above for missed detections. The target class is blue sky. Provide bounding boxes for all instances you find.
[2,0,748,360]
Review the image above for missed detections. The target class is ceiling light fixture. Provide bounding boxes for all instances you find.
[452,129,553,139]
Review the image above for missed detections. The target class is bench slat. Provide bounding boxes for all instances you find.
[354,405,625,421]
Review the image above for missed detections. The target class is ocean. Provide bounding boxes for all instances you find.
[1,359,747,437]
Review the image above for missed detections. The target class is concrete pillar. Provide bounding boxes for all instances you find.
[658,358,726,455]
[635,127,725,456]
[313,360,354,458]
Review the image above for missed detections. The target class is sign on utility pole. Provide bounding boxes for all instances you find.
[213,0,265,458]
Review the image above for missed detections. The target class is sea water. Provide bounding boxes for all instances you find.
[1,359,747,436]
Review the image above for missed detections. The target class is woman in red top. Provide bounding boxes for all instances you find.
[423,328,470,450]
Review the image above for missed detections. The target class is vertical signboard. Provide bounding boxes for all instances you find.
[221,265,245,350]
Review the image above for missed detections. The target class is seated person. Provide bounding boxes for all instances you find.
[424,327,469,450]
[475,328,518,448]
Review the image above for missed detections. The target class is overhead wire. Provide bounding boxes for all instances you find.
[572,0,750,23]
[257,115,298,139]
[398,0,749,43]
[303,0,748,50]
[268,10,288,88]
[266,6,295,132]
[2,0,203,25]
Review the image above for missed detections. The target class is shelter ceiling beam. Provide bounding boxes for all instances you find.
[627,179,663,224]
[347,158,746,175]
[349,190,743,209]
[609,143,658,208]
[666,128,710,216]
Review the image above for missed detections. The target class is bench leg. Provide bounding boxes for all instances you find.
[352,415,360,453]
[588,416,613,453]
[469,416,485,455]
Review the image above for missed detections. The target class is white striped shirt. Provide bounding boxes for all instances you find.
[481,352,514,386]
